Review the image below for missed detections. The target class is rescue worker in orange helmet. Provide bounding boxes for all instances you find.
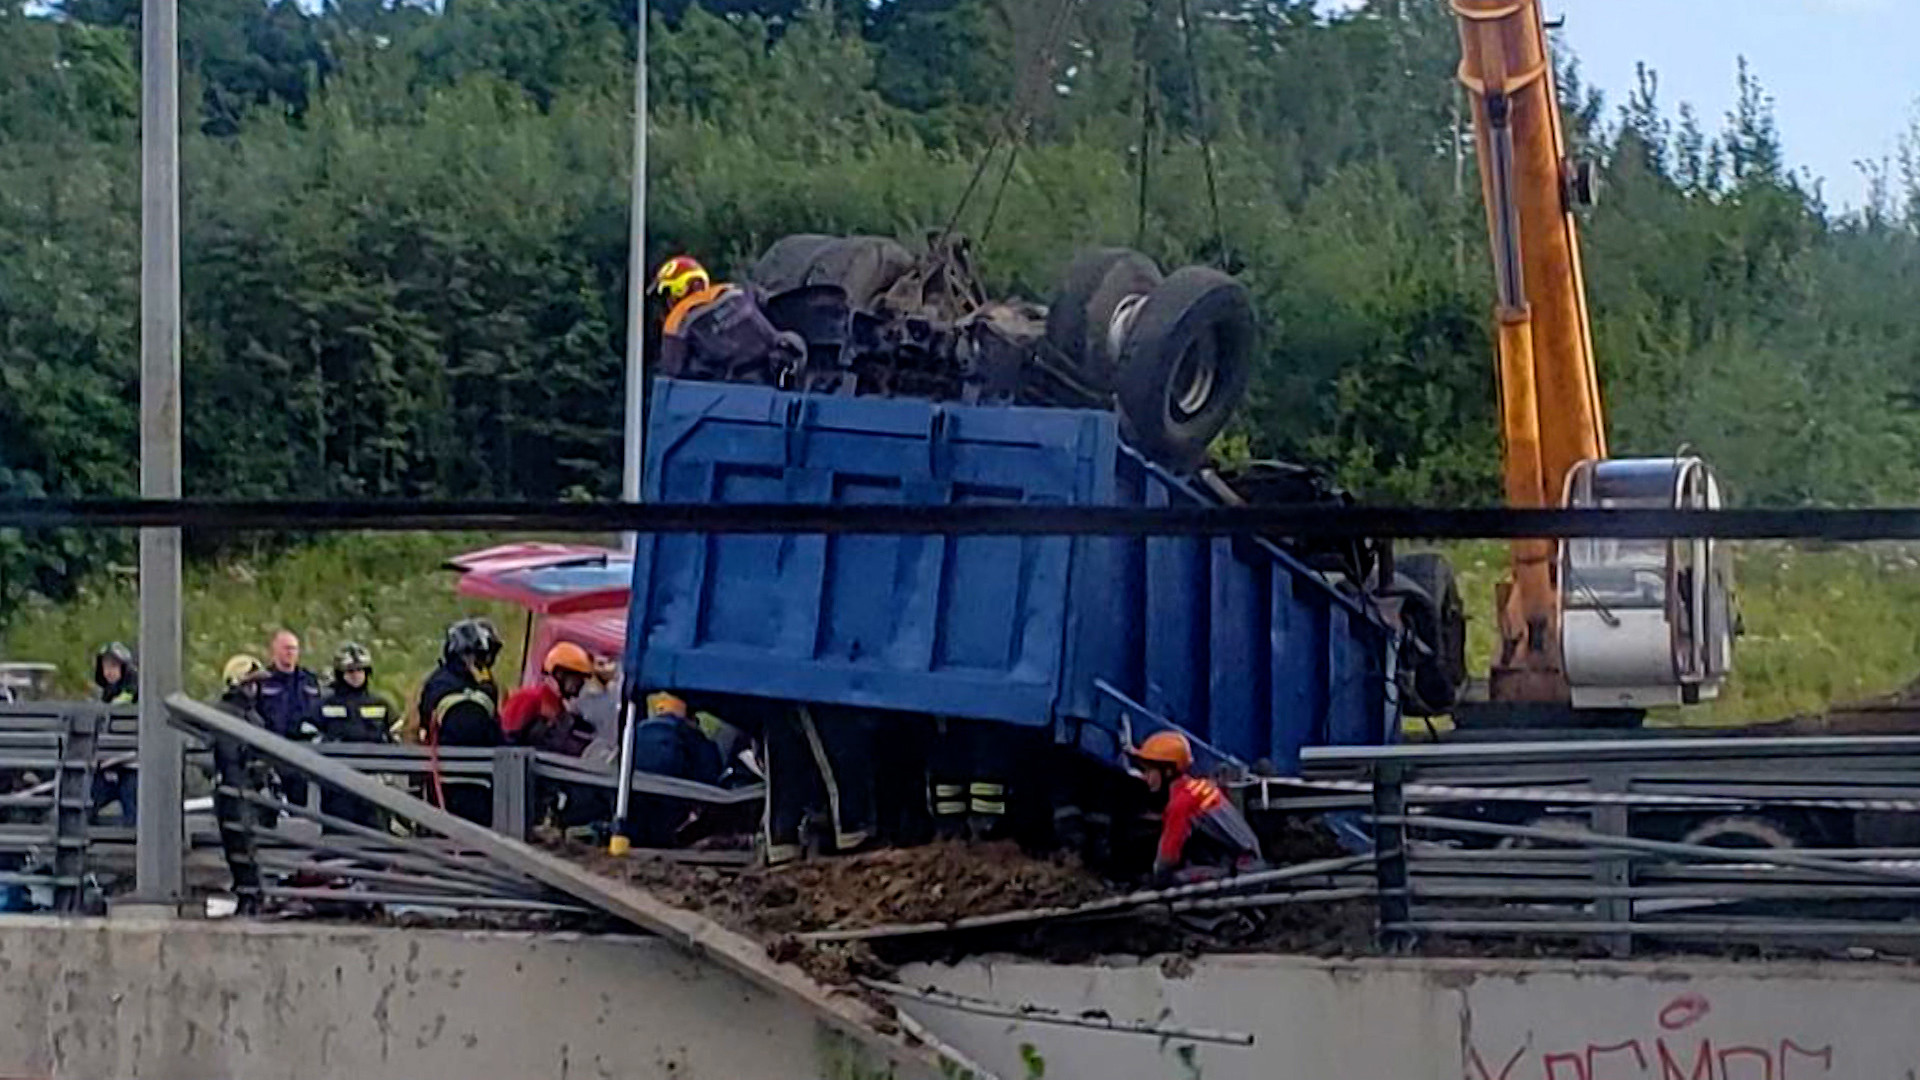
[1128,731,1263,886]
[651,255,806,385]
[500,642,597,756]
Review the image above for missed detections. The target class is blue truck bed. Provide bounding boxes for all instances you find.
[625,377,1399,775]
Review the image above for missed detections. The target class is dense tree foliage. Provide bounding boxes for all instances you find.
[4,0,1920,620]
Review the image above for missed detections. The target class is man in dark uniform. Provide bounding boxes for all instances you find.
[90,642,139,825]
[416,618,503,825]
[625,692,723,849]
[256,630,323,811]
[317,642,396,833]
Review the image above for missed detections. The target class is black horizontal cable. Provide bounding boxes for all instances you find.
[2,499,1919,541]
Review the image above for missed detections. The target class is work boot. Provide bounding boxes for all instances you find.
[764,840,805,868]
[832,828,877,857]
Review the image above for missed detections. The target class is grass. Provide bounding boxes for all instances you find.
[1413,540,1920,726]
[0,533,540,708]
[5,533,1920,729]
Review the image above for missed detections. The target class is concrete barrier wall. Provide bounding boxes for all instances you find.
[903,954,1920,1080]
[0,917,885,1080]
[6,918,1920,1080]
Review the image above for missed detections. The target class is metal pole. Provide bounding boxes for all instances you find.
[610,1,647,853]
[620,0,649,545]
[134,0,185,907]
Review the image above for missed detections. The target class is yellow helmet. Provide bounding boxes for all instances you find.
[646,692,688,719]
[651,256,711,304]
[222,654,266,689]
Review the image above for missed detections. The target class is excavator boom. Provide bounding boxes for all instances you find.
[1451,0,1733,712]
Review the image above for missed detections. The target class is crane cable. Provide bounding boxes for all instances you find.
[939,0,1083,248]
[1172,0,1230,268]
[1133,0,1163,250]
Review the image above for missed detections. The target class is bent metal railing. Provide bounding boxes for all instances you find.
[154,693,962,1079]
[1274,734,1920,958]
[23,699,1920,961]
[0,701,763,916]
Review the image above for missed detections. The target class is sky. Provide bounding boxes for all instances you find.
[1322,0,1920,211]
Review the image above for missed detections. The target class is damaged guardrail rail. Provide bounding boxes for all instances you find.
[1281,735,1920,957]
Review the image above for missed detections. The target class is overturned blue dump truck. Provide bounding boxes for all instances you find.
[618,234,1465,842]
[622,376,1401,780]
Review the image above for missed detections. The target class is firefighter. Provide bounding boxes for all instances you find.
[625,692,723,849]
[500,643,597,756]
[213,655,272,915]
[927,717,1026,844]
[90,642,138,825]
[317,642,396,832]
[415,618,503,825]
[1127,731,1264,886]
[651,255,805,384]
[763,704,876,866]
[501,643,606,830]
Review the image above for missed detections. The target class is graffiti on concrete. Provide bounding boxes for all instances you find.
[1466,991,1846,1080]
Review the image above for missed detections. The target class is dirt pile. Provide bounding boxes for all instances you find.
[574,839,1113,937]
[749,841,1111,932]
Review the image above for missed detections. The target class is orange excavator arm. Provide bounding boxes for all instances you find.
[1450,0,1735,716]
[1453,0,1608,704]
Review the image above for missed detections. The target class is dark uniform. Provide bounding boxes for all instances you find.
[626,696,724,849]
[257,663,323,811]
[318,647,397,834]
[91,642,139,826]
[659,283,806,385]
[212,657,272,915]
[928,717,1033,843]
[764,704,875,864]
[417,619,503,826]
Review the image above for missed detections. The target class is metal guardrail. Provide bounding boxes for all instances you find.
[0,705,103,911]
[1281,735,1920,957]
[27,702,1920,962]
[0,701,763,913]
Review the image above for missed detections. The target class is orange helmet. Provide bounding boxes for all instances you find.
[543,642,594,678]
[1129,731,1193,773]
[646,692,688,718]
[651,256,710,304]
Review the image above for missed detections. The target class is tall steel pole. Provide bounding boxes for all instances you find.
[620,1,649,542]
[611,0,648,855]
[135,0,186,904]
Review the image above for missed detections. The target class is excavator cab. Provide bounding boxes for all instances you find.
[1561,457,1734,709]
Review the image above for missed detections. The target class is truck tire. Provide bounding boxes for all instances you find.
[1398,553,1468,714]
[750,234,838,294]
[1113,267,1255,472]
[808,236,916,309]
[748,235,915,310]
[1045,248,1162,390]
[1680,815,1798,850]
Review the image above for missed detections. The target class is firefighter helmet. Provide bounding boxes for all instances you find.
[333,641,373,677]
[543,642,594,678]
[1129,731,1194,773]
[651,256,711,304]
[222,654,267,689]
